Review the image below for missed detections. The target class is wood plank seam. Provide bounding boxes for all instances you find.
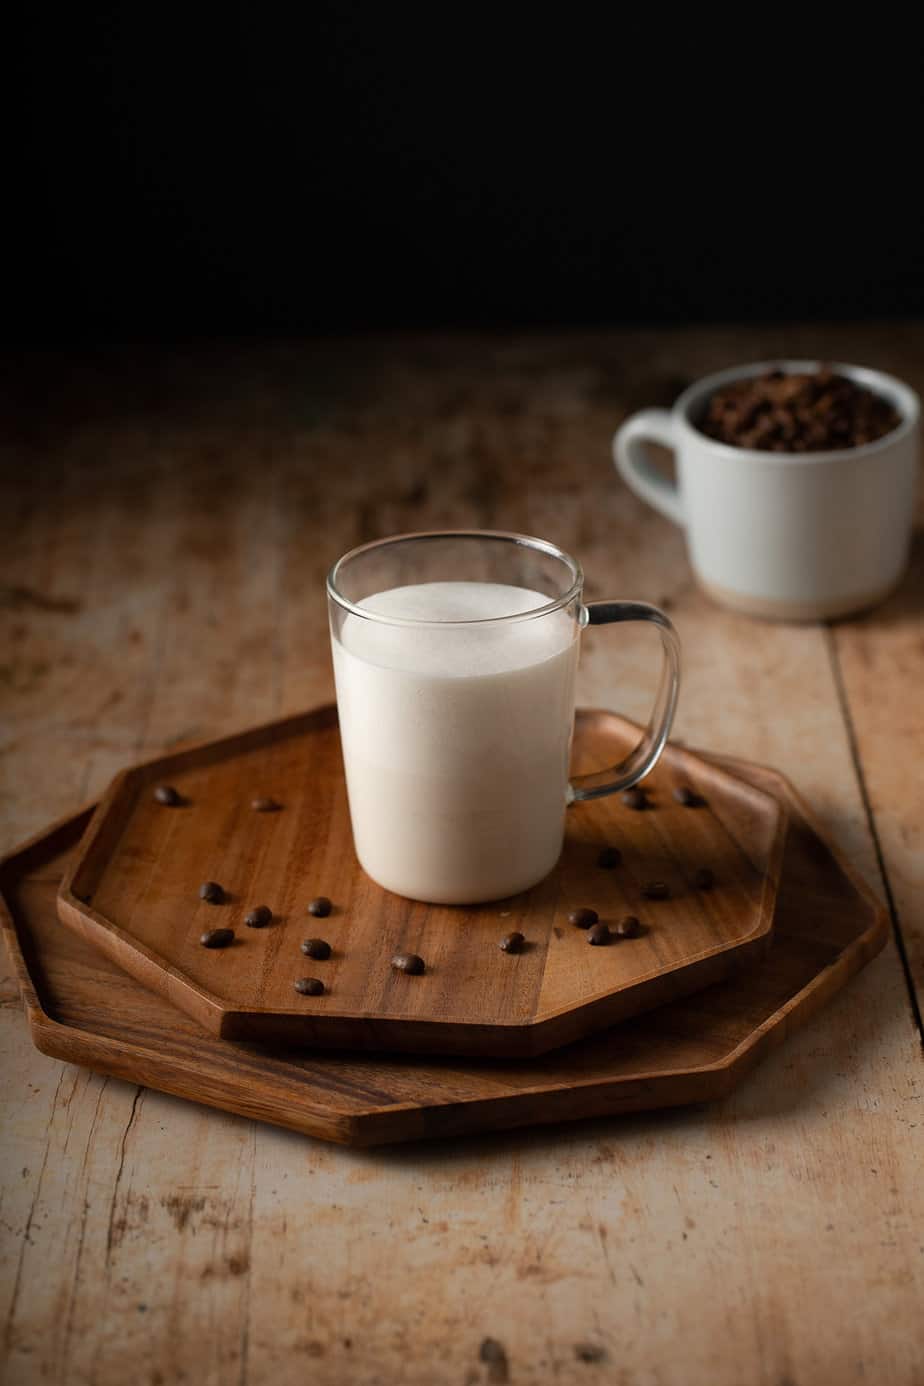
[1,1064,71,1351]
[823,624,924,1045]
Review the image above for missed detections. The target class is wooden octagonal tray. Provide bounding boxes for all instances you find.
[55,709,787,1058]
[1,754,885,1145]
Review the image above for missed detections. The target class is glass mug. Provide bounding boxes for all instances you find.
[327,531,681,904]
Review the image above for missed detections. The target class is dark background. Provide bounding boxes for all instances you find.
[11,7,924,341]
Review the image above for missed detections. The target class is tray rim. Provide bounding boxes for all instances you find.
[52,708,789,1054]
[0,752,889,1146]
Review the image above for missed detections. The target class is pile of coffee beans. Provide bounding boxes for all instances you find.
[699,367,901,452]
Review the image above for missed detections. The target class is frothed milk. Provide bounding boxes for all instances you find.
[332,582,579,902]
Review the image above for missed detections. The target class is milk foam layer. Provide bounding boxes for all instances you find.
[332,582,578,903]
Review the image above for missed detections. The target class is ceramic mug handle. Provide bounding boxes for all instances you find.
[569,601,681,803]
[613,409,685,526]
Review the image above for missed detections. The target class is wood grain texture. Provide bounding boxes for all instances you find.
[1,327,922,1386]
[57,709,785,1056]
[1,747,887,1145]
[829,509,924,1016]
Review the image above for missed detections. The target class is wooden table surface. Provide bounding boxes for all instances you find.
[1,325,922,1386]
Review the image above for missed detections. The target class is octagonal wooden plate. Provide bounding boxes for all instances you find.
[1,753,885,1145]
[55,709,786,1057]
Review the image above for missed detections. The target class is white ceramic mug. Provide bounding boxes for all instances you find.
[614,360,920,621]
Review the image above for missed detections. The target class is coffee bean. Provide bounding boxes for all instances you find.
[673,785,704,807]
[641,881,670,900]
[200,927,234,949]
[301,938,332,960]
[693,867,715,890]
[499,931,525,953]
[587,922,611,945]
[614,914,641,938]
[153,784,180,806]
[308,896,332,918]
[621,787,648,810]
[597,846,622,869]
[391,952,425,975]
[251,796,281,812]
[199,881,224,904]
[294,977,324,996]
[245,905,272,928]
[568,907,599,929]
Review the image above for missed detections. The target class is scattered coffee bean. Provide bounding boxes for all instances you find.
[621,787,648,810]
[597,846,622,869]
[587,922,611,946]
[308,896,332,918]
[614,914,641,938]
[499,931,525,953]
[199,881,224,904]
[693,867,715,890]
[673,785,704,807]
[568,907,599,929]
[245,905,272,928]
[301,938,332,960]
[294,977,324,996]
[251,796,281,813]
[153,784,180,806]
[200,927,234,949]
[391,952,425,975]
[641,881,670,900]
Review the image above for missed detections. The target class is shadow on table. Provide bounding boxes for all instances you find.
[326,951,897,1172]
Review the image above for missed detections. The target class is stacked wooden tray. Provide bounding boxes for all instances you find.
[0,710,887,1145]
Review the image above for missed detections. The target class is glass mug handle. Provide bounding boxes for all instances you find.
[568,602,681,802]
